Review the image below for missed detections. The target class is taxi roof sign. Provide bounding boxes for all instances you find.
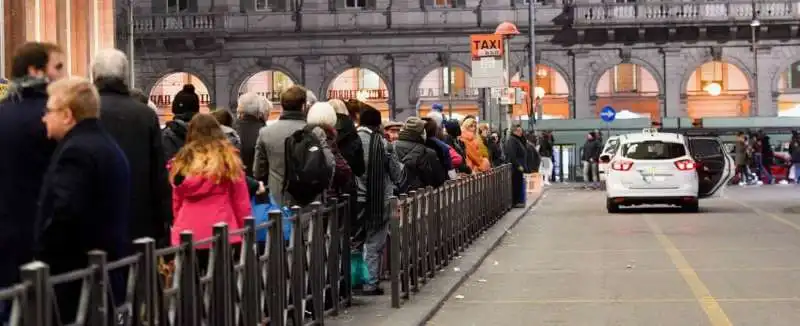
[642,128,659,135]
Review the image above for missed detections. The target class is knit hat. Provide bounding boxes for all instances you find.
[359,108,382,127]
[400,117,426,142]
[443,119,461,137]
[431,103,443,112]
[172,84,200,115]
[426,110,444,127]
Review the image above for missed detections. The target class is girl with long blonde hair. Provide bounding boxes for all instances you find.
[169,113,252,267]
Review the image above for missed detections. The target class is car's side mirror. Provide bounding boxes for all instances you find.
[599,155,611,164]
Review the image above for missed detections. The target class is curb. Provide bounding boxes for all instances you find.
[415,189,548,326]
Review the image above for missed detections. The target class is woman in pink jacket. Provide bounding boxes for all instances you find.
[168,113,252,269]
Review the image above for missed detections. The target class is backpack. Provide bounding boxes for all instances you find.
[283,126,333,205]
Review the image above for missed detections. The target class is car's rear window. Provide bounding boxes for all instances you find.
[603,139,619,155]
[621,141,686,160]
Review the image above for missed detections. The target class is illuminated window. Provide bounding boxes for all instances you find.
[700,61,724,90]
[788,63,800,89]
[434,0,453,8]
[359,69,381,89]
[613,63,638,93]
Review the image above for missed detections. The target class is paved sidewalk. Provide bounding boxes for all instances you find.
[326,188,545,326]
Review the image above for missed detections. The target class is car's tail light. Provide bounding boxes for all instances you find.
[611,160,634,171]
[674,159,696,171]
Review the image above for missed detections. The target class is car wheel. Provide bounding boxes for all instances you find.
[682,201,699,213]
[606,198,620,213]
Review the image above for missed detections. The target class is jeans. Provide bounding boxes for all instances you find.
[753,153,772,183]
[793,163,800,183]
[362,221,388,290]
[512,169,525,204]
[540,157,553,183]
[582,161,592,183]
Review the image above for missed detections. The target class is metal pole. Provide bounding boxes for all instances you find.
[447,45,454,118]
[503,36,512,137]
[0,0,4,78]
[528,0,536,130]
[751,20,759,117]
[129,0,136,88]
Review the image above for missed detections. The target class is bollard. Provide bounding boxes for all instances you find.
[210,223,234,326]
[20,261,51,326]
[133,237,157,326]
[241,218,260,326]
[326,198,342,315]
[88,250,108,326]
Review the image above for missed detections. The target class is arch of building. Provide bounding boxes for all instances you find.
[323,65,392,118]
[587,58,665,99]
[408,59,473,104]
[231,65,300,109]
[145,69,214,106]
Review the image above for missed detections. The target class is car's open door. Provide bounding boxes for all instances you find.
[687,136,734,198]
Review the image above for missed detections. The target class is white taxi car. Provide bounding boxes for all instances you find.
[603,129,734,213]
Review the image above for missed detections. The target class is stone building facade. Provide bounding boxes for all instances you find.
[129,0,800,121]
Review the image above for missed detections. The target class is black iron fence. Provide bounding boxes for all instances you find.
[0,165,513,325]
[389,164,512,307]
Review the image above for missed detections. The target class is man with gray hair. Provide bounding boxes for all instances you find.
[235,92,271,177]
[91,48,171,246]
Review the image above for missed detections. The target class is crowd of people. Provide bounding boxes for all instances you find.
[0,41,553,324]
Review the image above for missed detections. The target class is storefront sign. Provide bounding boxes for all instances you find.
[470,34,504,59]
[327,89,388,100]
[417,88,481,98]
[469,34,505,89]
[150,94,212,106]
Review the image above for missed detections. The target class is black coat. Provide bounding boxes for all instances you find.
[97,79,171,244]
[395,138,446,190]
[335,114,366,177]
[235,115,265,177]
[504,134,528,172]
[525,141,541,173]
[0,81,57,288]
[162,117,190,160]
[35,119,131,322]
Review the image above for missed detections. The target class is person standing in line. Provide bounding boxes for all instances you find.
[0,42,65,306]
[355,108,406,295]
[162,84,200,159]
[36,77,131,323]
[91,49,172,247]
[505,125,528,208]
[234,92,271,177]
[253,86,309,207]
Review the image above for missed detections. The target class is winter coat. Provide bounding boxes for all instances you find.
[460,130,491,173]
[221,125,241,149]
[504,134,528,173]
[581,139,600,162]
[253,110,307,206]
[35,119,131,322]
[735,139,748,166]
[395,136,447,190]
[443,135,472,174]
[538,135,554,158]
[355,126,406,202]
[170,170,251,247]
[335,113,366,178]
[96,78,171,245]
[525,141,541,173]
[0,78,57,289]
[162,118,189,160]
[234,115,265,177]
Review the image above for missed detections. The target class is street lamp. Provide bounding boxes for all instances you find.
[495,21,519,135]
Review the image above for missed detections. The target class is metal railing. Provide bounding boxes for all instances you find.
[0,166,515,325]
[389,165,512,308]
[574,0,800,25]
[2,196,352,326]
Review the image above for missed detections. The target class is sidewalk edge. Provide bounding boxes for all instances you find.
[415,189,547,326]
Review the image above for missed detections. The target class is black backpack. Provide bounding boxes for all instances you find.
[283,126,333,205]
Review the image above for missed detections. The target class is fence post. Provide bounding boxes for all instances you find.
[211,223,234,326]
[133,238,157,326]
[20,261,51,326]
[388,196,401,308]
[178,231,199,326]
[308,202,325,323]
[339,194,353,307]
[267,211,286,326]
[241,217,260,326]
[289,206,306,325]
[87,251,108,326]
[326,198,341,316]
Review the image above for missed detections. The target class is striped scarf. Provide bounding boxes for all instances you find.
[363,126,387,231]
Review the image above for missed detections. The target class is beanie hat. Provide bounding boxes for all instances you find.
[443,119,461,137]
[431,103,443,112]
[426,110,444,127]
[359,108,382,127]
[172,84,200,115]
[399,117,426,142]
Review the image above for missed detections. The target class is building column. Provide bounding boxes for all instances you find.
[213,59,231,109]
[662,47,687,118]
[391,54,414,121]
[572,50,593,119]
[755,48,776,117]
[302,57,326,100]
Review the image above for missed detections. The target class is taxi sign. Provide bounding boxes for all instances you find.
[642,128,659,135]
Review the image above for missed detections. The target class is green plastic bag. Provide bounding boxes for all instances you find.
[350,252,370,287]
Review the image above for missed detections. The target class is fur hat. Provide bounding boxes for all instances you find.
[359,108,382,127]
[172,84,200,115]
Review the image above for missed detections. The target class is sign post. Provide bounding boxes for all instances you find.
[470,34,505,126]
[600,105,616,139]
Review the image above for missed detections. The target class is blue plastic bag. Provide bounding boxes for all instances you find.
[251,195,293,242]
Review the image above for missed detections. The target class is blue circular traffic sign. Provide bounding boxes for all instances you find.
[600,106,616,122]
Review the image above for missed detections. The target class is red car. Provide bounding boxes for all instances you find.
[730,152,791,184]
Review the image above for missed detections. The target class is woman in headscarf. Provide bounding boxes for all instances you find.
[460,117,491,173]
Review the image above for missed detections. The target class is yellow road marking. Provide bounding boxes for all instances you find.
[482,266,800,275]
[727,197,800,232]
[643,215,733,326]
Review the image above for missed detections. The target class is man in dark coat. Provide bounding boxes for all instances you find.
[234,92,270,177]
[162,84,200,159]
[37,77,131,323]
[92,49,171,245]
[394,117,446,190]
[0,42,64,297]
[504,125,528,208]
